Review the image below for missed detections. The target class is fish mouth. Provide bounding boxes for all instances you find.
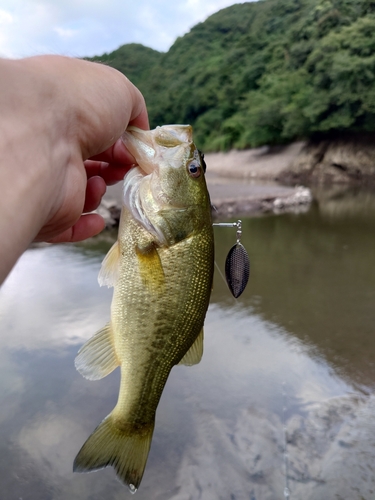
[121,125,195,246]
[122,127,156,175]
[122,125,193,176]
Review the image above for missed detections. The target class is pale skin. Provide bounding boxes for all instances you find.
[0,55,149,285]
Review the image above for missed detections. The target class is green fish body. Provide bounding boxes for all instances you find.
[73,125,214,492]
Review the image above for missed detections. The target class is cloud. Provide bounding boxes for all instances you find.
[0,0,247,58]
[0,8,13,23]
[54,26,79,39]
[0,244,112,352]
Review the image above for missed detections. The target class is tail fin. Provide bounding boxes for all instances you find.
[73,413,154,493]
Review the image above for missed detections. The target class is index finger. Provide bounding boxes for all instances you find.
[129,106,149,130]
[88,107,149,165]
[89,138,136,165]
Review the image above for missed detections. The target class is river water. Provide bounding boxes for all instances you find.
[1,187,375,499]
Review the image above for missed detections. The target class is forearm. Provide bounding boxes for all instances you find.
[0,58,70,284]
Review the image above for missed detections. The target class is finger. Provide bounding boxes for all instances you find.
[88,106,149,165]
[83,176,106,213]
[84,160,131,185]
[129,106,149,130]
[48,214,105,243]
[89,137,138,166]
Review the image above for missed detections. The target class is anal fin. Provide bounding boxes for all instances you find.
[75,323,119,380]
[178,328,204,366]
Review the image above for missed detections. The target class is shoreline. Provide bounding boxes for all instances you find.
[100,142,312,227]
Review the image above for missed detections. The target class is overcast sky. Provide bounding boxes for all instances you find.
[0,0,247,59]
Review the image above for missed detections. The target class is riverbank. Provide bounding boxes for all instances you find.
[100,141,312,226]
[279,133,375,185]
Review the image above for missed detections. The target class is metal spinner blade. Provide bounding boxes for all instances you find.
[213,220,250,298]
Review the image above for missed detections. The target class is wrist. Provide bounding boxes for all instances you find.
[0,58,74,282]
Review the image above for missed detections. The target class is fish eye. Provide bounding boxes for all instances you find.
[188,161,201,178]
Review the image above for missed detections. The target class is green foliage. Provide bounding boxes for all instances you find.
[89,0,375,150]
[86,43,161,91]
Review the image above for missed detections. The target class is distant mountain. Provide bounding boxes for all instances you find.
[88,0,375,151]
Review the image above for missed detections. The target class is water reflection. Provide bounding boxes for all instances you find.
[1,188,375,498]
[213,190,375,390]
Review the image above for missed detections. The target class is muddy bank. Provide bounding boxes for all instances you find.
[203,141,306,181]
[98,134,375,226]
[99,133,375,224]
[100,142,312,226]
[101,176,312,227]
[205,173,312,218]
[280,133,375,185]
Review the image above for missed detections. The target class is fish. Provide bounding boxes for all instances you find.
[73,124,214,493]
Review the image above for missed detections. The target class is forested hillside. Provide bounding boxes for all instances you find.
[88,0,375,151]
[88,43,162,90]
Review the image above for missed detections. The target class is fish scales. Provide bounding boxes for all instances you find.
[113,210,212,423]
[73,125,214,492]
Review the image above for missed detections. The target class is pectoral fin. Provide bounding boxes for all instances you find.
[178,328,204,366]
[98,241,120,287]
[75,323,120,380]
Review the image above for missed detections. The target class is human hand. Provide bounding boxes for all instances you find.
[0,55,149,284]
[44,139,143,244]
[45,153,133,244]
[25,55,149,244]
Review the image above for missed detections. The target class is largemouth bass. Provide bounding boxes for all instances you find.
[73,125,214,492]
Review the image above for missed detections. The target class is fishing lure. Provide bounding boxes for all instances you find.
[213,220,250,298]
